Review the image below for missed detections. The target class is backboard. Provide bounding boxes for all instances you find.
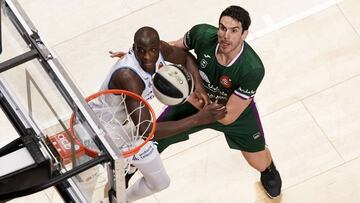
[0,0,125,202]
[0,2,2,54]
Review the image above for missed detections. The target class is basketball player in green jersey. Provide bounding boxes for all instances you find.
[156,5,282,198]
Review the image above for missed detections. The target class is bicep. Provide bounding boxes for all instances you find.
[109,68,144,95]
[171,37,186,49]
[109,69,151,133]
[160,41,188,65]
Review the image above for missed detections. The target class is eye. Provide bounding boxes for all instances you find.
[151,48,157,52]
[138,49,145,54]
[219,25,226,31]
[232,29,238,33]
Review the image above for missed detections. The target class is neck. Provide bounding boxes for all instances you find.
[216,42,244,66]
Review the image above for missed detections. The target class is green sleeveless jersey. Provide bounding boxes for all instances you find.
[184,24,264,105]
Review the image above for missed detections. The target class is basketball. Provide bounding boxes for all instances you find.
[152,64,194,105]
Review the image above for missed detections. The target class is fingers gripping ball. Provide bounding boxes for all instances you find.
[152,64,194,105]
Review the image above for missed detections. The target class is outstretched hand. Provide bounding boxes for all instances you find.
[109,50,126,58]
[195,101,227,125]
[194,84,210,106]
[187,84,211,109]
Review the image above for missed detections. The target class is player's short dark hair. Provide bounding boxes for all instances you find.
[219,6,251,31]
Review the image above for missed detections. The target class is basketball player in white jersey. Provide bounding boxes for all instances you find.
[103,26,226,202]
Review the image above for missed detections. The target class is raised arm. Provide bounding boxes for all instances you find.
[160,40,210,106]
[109,69,152,136]
[168,37,186,49]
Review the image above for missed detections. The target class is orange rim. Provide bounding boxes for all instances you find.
[69,89,156,158]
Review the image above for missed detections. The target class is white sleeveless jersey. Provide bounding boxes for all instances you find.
[89,49,165,148]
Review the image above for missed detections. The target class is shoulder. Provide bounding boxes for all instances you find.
[187,24,217,38]
[185,24,218,49]
[189,24,217,33]
[242,42,264,71]
[110,52,142,81]
[111,51,141,74]
[111,68,140,82]
[109,67,143,90]
[190,24,217,33]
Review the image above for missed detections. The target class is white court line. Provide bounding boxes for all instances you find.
[248,0,344,41]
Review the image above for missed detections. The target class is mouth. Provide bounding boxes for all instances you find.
[143,63,154,68]
[220,41,230,49]
[142,62,155,71]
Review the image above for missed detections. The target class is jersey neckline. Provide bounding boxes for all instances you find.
[215,42,245,67]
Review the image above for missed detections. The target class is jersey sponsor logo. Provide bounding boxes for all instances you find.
[144,91,154,101]
[132,155,139,161]
[205,83,228,103]
[203,54,211,58]
[238,86,256,96]
[200,59,208,69]
[199,70,210,83]
[208,93,227,103]
[132,141,156,161]
[252,132,261,139]
[219,75,232,89]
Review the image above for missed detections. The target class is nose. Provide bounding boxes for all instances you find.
[224,30,230,39]
[143,51,151,60]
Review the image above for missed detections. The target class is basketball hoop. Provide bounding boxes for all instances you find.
[69,89,156,161]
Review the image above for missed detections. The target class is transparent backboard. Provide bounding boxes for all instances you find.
[0,0,124,202]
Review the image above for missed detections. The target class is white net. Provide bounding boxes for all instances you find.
[73,90,155,173]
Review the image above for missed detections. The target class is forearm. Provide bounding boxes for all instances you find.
[154,101,227,140]
[216,103,236,125]
[217,112,237,125]
[154,114,201,140]
[162,40,201,85]
[217,96,252,125]
[185,53,203,88]
[160,40,206,99]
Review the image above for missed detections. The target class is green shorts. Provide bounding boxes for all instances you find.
[156,101,266,153]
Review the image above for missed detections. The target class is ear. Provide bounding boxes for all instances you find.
[241,30,248,41]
